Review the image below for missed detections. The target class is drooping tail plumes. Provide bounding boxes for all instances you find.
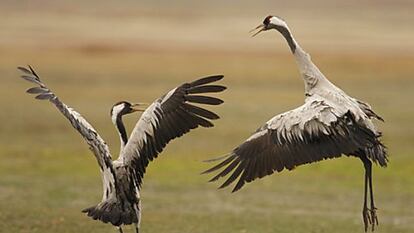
[82,198,139,226]
[365,138,388,167]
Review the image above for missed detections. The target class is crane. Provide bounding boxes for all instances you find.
[19,66,226,233]
[203,15,387,232]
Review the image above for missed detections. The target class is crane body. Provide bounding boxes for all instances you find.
[205,16,387,232]
[19,66,225,233]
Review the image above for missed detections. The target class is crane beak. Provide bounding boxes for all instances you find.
[130,103,149,112]
[250,24,266,37]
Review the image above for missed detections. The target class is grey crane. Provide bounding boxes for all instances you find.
[204,16,387,232]
[19,66,225,233]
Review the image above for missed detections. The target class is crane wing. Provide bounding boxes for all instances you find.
[19,66,118,200]
[118,75,226,187]
[203,95,386,192]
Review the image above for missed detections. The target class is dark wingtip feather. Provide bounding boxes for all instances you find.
[199,119,214,128]
[232,171,247,192]
[18,65,44,87]
[28,65,41,80]
[202,153,232,163]
[190,75,224,87]
[232,181,244,193]
[218,162,245,189]
[185,103,220,120]
[17,66,32,74]
[187,85,227,94]
[21,75,42,85]
[209,176,220,182]
[35,93,54,100]
[28,65,35,74]
[207,158,240,182]
[185,95,224,105]
[201,154,235,174]
[26,87,48,94]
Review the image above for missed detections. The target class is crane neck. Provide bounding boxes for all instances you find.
[112,114,128,154]
[275,25,330,93]
[275,25,297,53]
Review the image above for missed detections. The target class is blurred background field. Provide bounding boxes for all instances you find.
[0,0,414,232]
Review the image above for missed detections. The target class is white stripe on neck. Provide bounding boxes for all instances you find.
[111,104,125,125]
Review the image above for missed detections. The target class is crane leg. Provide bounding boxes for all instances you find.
[118,226,124,233]
[362,164,370,232]
[134,223,140,233]
[361,156,378,232]
[368,162,379,231]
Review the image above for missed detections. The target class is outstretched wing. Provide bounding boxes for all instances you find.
[204,95,387,192]
[118,75,226,187]
[18,66,118,200]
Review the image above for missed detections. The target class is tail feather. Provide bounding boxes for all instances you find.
[82,199,138,226]
[366,140,388,167]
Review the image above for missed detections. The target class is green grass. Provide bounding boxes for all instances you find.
[1,1,414,232]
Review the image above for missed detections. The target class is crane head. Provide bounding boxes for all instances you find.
[250,15,288,37]
[110,101,148,120]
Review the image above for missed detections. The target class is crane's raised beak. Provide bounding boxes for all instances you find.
[130,103,149,112]
[250,24,266,37]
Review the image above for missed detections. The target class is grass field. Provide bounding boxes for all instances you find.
[1,1,414,233]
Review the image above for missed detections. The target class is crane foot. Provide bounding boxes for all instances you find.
[362,206,371,232]
[362,206,379,232]
[370,207,379,231]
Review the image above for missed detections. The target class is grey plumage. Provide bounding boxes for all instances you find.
[204,16,387,232]
[19,66,225,231]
